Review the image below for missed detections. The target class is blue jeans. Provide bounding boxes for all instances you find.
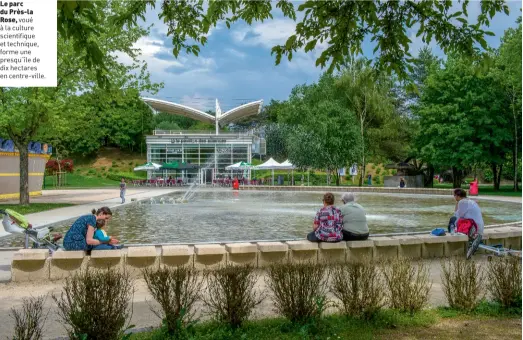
[120,191,126,203]
[91,244,121,250]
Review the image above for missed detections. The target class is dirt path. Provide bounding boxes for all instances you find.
[377,317,522,339]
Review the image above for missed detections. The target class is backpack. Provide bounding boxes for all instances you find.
[457,218,478,238]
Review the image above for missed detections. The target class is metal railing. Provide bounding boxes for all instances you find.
[153,130,256,136]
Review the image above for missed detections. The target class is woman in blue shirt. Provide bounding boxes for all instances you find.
[63,207,116,251]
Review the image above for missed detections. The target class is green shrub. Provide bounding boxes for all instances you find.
[392,170,397,176]
[374,176,381,185]
[53,268,134,340]
[87,169,96,175]
[112,164,119,168]
[441,258,484,311]
[9,295,48,340]
[382,258,432,315]
[486,257,522,309]
[128,161,134,166]
[106,173,144,182]
[266,262,329,324]
[483,169,493,183]
[143,266,201,338]
[203,265,263,329]
[375,167,382,175]
[330,260,384,319]
[371,164,376,169]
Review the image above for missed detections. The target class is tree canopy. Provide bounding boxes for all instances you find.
[0,0,162,203]
[415,55,512,188]
[59,0,511,80]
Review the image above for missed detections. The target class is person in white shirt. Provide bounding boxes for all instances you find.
[448,188,484,235]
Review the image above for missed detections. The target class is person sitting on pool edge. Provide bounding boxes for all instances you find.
[339,192,369,241]
[448,188,484,236]
[307,192,343,242]
[93,219,122,250]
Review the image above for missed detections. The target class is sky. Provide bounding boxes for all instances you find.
[131,1,522,113]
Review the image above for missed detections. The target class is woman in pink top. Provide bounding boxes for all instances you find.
[307,192,343,242]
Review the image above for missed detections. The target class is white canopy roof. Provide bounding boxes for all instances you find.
[142,97,263,125]
[277,159,296,170]
[253,158,282,170]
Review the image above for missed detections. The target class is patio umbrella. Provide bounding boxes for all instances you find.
[225,161,252,170]
[133,162,161,171]
[160,162,179,179]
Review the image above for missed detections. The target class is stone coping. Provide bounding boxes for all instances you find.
[10,225,521,282]
[242,185,454,196]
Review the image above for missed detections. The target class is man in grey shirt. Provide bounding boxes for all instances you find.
[339,192,369,241]
[120,178,127,204]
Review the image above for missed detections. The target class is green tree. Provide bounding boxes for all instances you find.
[408,47,442,186]
[264,123,290,161]
[336,60,396,186]
[0,0,161,204]
[279,74,361,186]
[495,19,522,190]
[416,55,512,189]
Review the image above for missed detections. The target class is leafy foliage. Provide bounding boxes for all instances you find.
[415,55,512,188]
[143,266,201,338]
[382,258,432,315]
[266,262,329,324]
[53,268,135,340]
[278,73,362,185]
[330,260,385,319]
[203,265,263,329]
[440,258,484,311]
[486,257,522,309]
[154,1,509,79]
[0,0,162,203]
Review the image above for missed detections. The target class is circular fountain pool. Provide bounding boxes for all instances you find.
[0,190,521,247]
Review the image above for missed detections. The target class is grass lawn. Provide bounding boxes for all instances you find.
[43,173,120,189]
[130,307,521,340]
[433,184,522,197]
[0,203,75,214]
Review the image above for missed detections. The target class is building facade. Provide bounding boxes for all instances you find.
[146,130,265,184]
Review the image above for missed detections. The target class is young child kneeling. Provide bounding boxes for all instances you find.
[92,219,122,250]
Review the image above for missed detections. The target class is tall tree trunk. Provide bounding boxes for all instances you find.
[491,163,500,191]
[452,166,463,189]
[359,126,365,187]
[334,170,340,186]
[495,164,503,191]
[17,143,30,205]
[424,164,434,188]
[512,90,519,191]
[358,98,366,187]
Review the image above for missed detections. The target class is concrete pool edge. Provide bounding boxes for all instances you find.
[9,222,522,282]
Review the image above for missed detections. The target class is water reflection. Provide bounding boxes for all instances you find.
[0,191,520,247]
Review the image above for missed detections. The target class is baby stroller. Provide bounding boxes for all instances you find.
[0,209,62,253]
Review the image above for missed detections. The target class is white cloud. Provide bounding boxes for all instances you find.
[232,18,297,48]
[179,93,215,112]
[225,48,247,59]
[115,36,184,76]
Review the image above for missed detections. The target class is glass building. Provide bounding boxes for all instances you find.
[142,97,265,184]
[147,131,265,184]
